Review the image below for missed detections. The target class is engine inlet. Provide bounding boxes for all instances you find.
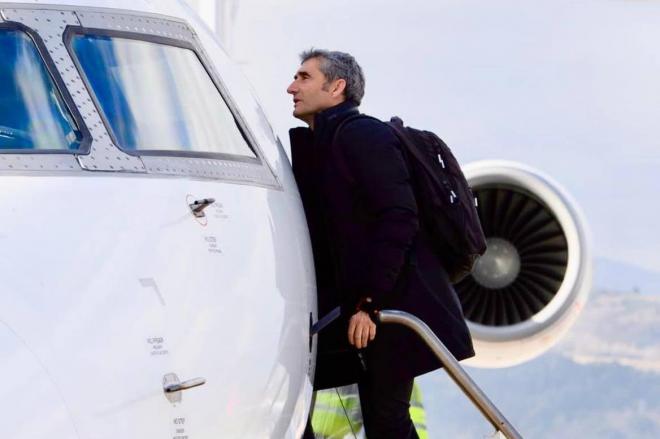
[455,184,569,326]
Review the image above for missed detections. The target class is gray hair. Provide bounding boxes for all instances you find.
[300,49,366,105]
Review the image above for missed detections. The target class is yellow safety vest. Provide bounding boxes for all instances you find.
[311,381,429,438]
[410,382,429,439]
[312,385,363,438]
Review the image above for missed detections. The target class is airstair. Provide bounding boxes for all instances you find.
[377,310,523,439]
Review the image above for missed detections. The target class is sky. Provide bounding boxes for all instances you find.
[190,0,660,275]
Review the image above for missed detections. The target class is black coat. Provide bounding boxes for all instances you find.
[290,101,474,389]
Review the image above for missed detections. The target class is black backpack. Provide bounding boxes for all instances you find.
[334,115,487,283]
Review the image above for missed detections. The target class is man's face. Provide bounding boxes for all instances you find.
[286,57,343,125]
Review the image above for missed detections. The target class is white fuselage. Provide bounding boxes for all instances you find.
[0,1,316,438]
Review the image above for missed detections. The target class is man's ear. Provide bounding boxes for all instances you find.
[331,79,347,98]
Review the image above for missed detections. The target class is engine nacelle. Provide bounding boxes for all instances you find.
[458,160,592,368]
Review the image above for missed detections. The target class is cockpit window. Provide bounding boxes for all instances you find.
[69,32,257,159]
[0,29,83,151]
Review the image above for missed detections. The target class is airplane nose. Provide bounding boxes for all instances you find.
[0,323,80,437]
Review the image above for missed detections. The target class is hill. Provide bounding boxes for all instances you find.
[418,289,660,438]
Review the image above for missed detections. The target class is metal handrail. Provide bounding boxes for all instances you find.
[377,310,524,439]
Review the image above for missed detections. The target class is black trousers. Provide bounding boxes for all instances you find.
[357,352,419,439]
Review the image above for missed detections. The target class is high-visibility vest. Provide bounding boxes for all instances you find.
[312,384,363,438]
[410,382,429,439]
[311,381,429,438]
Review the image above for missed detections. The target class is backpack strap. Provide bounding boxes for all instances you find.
[334,115,421,268]
[331,114,381,185]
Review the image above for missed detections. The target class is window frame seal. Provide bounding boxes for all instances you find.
[63,26,261,165]
[0,21,92,155]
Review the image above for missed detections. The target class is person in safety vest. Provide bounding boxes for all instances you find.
[310,382,428,439]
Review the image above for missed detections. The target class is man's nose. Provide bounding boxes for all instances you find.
[286,82,297,95]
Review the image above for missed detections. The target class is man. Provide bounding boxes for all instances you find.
[288,49,474,438]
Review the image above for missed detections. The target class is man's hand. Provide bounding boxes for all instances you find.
[348,311,376,349]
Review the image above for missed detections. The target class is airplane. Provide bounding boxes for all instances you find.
[0,0,591,438]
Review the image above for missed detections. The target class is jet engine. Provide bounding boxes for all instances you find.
[457,161,592,367]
